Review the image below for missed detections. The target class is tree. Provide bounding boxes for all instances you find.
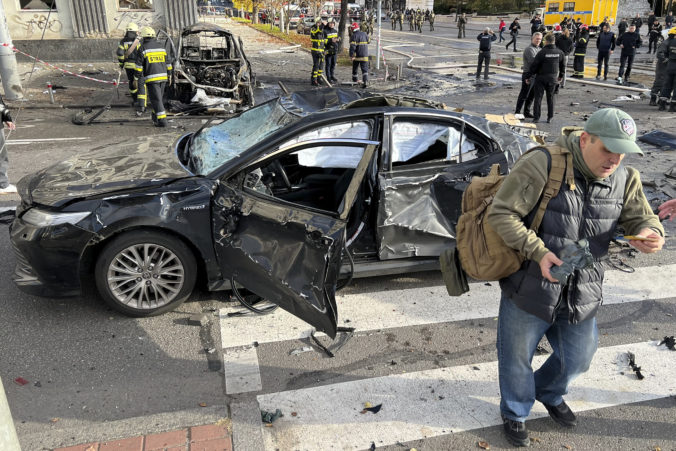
[337,0,348,53]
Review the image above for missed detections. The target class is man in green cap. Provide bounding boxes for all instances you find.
[486,108,664,447]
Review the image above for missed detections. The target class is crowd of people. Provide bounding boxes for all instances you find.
[472,10,676,123]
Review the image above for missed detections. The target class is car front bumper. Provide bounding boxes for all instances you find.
[10,217,95,297]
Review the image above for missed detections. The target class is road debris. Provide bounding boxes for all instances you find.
[199,402,208,407]
[658,336,675,351]
[478,440,490,449]
[627,352,645,380]
[14,377,29,386]
[360,402,383,414]
[261,408,283,424]
[289,346,314,356]
[638,130,676,150]
[612,94,642,102]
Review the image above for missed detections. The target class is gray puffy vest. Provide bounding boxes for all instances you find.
[500,161,627,324]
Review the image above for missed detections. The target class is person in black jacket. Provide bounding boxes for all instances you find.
[648,21,663,54]
[647,11,656,31]
[0,91,17,194]
[572,25,589,78]
[617,17,628,39]
[596,24,615,80]
[617,25,642,84]
[530,14,542,35]
[555,28,573,89]
[659,28,676,111]
[505,18,521,52]
[631,14,643,34]
[528,33,564,123]
[476,27,497,80]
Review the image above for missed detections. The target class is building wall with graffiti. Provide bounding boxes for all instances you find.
[6,0,177,40]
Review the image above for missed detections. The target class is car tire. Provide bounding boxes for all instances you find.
[95,230,197,317]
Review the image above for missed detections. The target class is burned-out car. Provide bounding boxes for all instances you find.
[168,23,255,110]
[10,89,534,337]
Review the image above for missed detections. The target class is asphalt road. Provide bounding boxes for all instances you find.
[1,18,676,451]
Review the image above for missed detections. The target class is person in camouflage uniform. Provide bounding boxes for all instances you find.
[408,10,415,31]
[416,9,424,33]
[429,10,435,31]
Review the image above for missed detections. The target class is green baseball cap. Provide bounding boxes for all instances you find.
[583,108,643,155]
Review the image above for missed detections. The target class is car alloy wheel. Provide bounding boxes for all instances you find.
[95,231,196,316]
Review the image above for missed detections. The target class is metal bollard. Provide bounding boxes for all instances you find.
[46,82,54,104]
[0,377,21,451]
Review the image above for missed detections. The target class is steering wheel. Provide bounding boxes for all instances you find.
[271,160,292,190]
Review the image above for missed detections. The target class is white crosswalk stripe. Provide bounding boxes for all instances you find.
[220,263,676,448]
[220,264,675,351]
[257,341,676,450]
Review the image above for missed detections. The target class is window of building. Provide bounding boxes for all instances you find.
[19,0,57,10]
[563,2,576,12]
[119,0,153,9]
[548,3,560,13]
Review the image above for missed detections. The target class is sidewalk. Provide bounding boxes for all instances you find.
[53,423,232,451]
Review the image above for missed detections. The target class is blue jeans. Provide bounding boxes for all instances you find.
[496,293,598,422]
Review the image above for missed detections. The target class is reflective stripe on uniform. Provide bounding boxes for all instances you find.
[353,57,369,61]
[156,111,167,119]
[145,74,168,83]
[124,62,137,69]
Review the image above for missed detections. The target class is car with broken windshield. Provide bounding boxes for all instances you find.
[10,89,534,338]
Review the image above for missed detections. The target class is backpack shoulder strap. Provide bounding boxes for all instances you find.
[529,144,576,232]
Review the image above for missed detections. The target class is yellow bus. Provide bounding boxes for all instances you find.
[543,0,619,33]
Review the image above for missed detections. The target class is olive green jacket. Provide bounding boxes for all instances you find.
[486,127,664,263]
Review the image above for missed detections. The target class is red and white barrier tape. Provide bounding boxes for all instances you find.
[1,42,119,85]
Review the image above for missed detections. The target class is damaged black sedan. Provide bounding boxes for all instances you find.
[10,89,534,337]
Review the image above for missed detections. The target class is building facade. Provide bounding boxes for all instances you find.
[6,0,198,40]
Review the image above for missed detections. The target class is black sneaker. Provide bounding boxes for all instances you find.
[502,415,530,447]
[542,400,577,428]
[524,112,534,119]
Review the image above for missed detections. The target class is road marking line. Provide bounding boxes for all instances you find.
[257,341,676,450]
[223,346,262,394]
[220,264,676,349]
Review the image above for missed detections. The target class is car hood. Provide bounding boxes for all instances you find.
[18,134,190,208]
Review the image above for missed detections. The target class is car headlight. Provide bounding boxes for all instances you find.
[21,209,91,227]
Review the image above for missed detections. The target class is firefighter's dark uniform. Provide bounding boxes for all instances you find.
[651,39,670,105]
[310,22,326,86]
[572,30,588,78]
[135,36,172,127]
[617,30,642,82]
[528,42,564,123]
[116,30,144,106]
[324,23,339,83]
[350,27,370,85]
[659,33,676,111]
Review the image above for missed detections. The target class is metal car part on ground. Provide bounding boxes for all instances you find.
[10,88,535,338]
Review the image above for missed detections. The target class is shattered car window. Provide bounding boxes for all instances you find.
[284,122,372,169]
[392,122,477,165]
[190,100,298,175]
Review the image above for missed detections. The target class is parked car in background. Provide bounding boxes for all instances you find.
[296,16,316,34]
[10,89,534,337]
